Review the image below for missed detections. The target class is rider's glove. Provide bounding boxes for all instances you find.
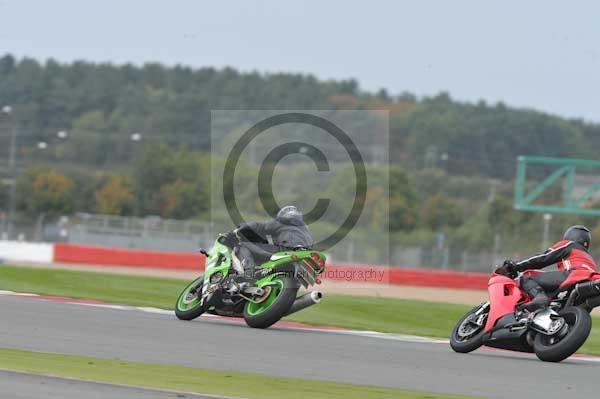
[495,260,517,277]
[233,225,246,239]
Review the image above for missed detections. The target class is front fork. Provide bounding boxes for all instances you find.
[476,301,490,315]
[473,302,490,326]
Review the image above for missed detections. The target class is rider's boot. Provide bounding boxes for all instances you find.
[233,259,258,286]
[517,278,549,313]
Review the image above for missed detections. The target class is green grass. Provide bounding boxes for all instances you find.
[0,265,185,308]
[583,324,600,355]
[0,348,471,399]
[2,264,600,355]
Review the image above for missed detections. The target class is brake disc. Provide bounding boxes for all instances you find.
[253,286,272,303]
[457,316,480,338]
[548,318,566,335]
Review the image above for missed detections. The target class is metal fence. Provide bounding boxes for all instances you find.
[66,213,213,252]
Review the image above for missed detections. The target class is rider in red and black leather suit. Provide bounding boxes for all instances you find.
[496,225,596,311]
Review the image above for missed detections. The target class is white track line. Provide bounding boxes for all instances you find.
[0,290,39,297]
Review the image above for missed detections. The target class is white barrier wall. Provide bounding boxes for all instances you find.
[0,241,54,263]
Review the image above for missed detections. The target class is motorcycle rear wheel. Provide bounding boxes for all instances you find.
[243,277,298,329]
[534,306,591,362]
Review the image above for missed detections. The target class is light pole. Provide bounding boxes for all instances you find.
[440,152,449,174]
[33,131,69,241]
[0,106,11,238]
[542,213,553,250]
[2,105,18,239]
[130,133,143,216]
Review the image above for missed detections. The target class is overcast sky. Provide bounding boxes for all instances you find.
[1,1,599,121]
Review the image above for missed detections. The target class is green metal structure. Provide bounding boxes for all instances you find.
[514,156,600,216]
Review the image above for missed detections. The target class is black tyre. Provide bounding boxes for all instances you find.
[243,277,298,329]
[175,277,208,321]
[450,304,488,353]
[534,306,592,362]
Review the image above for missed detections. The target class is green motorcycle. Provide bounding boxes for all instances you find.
[175,231,325,329]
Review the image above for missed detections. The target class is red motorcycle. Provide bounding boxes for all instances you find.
[450,269,600,362]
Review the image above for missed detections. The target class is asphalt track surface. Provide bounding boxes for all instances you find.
[0,370,214,399]
[1,294,599,399]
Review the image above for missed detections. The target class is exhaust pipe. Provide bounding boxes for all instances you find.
[575,280,600,300]
[584,295,600,311]
[286,291,322,316]
[567,280,600,309]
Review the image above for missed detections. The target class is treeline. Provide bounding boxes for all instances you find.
[2,54,600,180]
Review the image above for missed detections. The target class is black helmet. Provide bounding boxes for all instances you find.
[276,205,303,224]
[564,225,591,249]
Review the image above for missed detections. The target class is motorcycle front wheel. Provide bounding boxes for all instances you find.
[450,304,488,353]
[175,276,208,321]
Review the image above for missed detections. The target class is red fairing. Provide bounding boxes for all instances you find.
[484,274,524,332]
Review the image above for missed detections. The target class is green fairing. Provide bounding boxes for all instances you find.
[202,240,233,284]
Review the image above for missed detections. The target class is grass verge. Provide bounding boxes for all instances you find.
[2,264,600,355]
[0,348,472,399]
